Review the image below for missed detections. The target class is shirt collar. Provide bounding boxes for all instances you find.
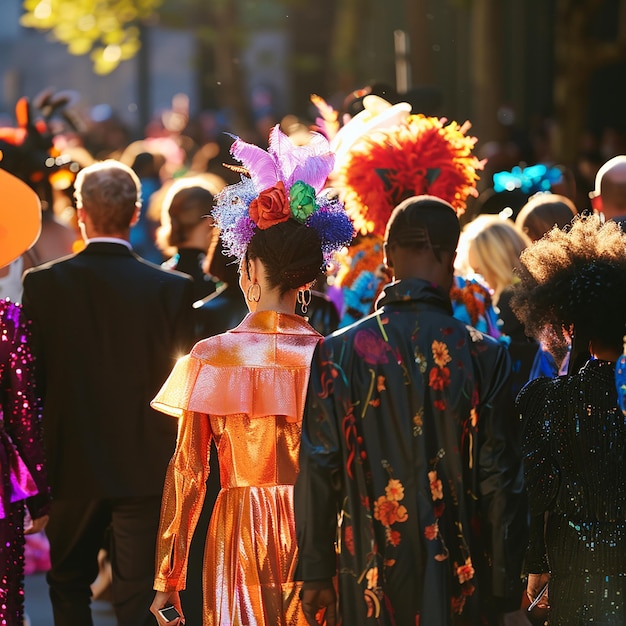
[376,278,453,314]
[86,237,132,250]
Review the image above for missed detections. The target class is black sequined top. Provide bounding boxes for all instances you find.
[517,359,626,624]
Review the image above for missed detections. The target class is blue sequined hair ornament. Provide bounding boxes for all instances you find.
[493,163,563,195]
[212,125,354,264]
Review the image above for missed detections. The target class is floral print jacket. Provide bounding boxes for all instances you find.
[295,278,527,625]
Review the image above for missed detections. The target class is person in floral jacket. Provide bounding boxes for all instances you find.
[294,195,527,625]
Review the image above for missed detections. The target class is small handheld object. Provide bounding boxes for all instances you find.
[527,582,549,612]
[158,605,181,622]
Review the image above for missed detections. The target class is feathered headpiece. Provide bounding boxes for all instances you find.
[212,125,354,263]
[334,114,484,236]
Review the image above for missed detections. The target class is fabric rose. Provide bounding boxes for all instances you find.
[249,181,290,229]
[289,180,318,223]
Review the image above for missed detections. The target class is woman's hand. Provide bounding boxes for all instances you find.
[150,590,184,625]
[527,572,550,613]
[300,580,337,626]
[24,514,49,535]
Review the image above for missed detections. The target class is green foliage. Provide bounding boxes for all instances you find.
[21,0,163,74]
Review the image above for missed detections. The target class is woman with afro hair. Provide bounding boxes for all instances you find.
[512,215,626,625]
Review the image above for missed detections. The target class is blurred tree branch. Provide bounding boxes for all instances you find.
[21,0,163,74]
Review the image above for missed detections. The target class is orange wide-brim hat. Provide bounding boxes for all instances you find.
[0,160,42,269]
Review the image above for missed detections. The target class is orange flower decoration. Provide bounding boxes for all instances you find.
[432,340,452,368]
[428,470,444,500]
[374,496,408,526]
[456,557,475,584]
[424,523,438,540]
[248,181,290,229]
[385,478,405,501]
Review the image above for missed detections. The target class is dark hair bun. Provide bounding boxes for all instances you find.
[247,220,323,294]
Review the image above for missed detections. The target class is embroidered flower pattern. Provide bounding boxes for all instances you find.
[451,557,476,614]
[426,456,449,563]
[413,409,423,436]
[366,566,378,589]
[462,385,480,472]
[428,470,444,501]
[354,328,391,365]
[432,340,452,368]
[310,283,488,621]
[374,476,408,549]
[428,366,450,391]
[385,478,404,501]
[455,557,475,584]
[428,339,452,411]
[424,521,438,540]
[344,524,355,555]
[374,496,408,527]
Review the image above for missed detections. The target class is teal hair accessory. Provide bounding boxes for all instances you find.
[493,164,563,195]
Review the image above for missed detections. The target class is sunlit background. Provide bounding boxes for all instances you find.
[0,0,625,204]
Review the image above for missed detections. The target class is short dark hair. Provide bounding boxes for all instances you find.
[246,220,323,295]
[385,195,460,257]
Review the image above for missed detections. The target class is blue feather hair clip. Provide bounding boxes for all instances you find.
[493,163,563,195]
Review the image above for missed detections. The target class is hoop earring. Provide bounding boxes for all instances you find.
[247,282,261,303]
[298,288,312,314]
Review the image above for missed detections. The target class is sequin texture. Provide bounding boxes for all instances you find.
[0,299,49,626]
[518,359,626,624]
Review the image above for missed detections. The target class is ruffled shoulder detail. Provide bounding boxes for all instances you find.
[151,331,321,421]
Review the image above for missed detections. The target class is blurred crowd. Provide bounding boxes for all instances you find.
[2,81,626,626]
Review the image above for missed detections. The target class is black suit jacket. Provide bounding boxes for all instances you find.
[22,242,195,499]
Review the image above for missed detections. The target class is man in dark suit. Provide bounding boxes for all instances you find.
[22,159,195,626]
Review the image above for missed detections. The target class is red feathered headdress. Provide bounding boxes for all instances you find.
[333,114,485,237]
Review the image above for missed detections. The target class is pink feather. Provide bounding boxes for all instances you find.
[268,125,335,192]
[231,136,279,192]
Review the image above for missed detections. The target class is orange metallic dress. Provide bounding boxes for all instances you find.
[152,311,321,626]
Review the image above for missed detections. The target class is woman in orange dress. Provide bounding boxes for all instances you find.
[149,125,353,625]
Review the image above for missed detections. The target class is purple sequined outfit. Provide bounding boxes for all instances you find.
[0,299,49,625]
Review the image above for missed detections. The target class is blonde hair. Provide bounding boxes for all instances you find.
[154,174,224,255]
[457,214,531,303]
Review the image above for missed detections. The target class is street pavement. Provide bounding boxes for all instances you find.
[24,573,116,626]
